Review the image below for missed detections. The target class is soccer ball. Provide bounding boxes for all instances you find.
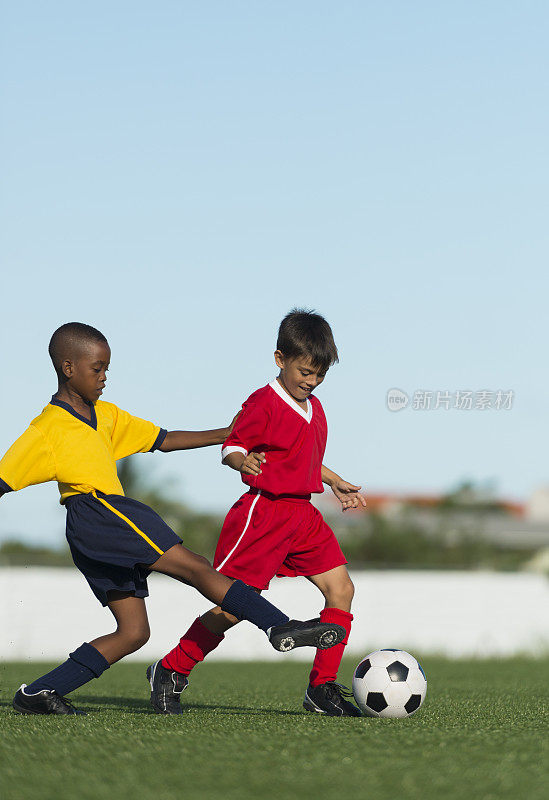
[352,649,427,718]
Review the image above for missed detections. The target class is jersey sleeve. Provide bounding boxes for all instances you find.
[221,399,269,460]
[0,425,56,492]
[110,406,167,461]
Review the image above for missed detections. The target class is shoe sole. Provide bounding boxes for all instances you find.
[271,623,346,652]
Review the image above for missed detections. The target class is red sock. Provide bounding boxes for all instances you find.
[161,617,224,676]
[308,607,353,687]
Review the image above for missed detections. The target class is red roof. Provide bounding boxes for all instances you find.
[322,492,525,517]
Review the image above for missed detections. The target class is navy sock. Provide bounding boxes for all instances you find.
[25,643,110,696]
[220,580,289,632]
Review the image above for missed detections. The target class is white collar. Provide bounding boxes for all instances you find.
[269,379,313,423]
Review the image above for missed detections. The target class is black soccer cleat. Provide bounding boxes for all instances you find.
[268,619,346,652]
[12,684,87,715]
[303,682,362,717]
[147,661,189,715]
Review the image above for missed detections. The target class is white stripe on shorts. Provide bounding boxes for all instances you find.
[215,490,261,572]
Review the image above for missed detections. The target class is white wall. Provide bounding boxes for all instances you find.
[1,568,548,662]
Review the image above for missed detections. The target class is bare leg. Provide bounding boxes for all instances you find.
[149,544,235,606]
[14,591,151,714]
[306,565,355,611]
[151,544,345,653]
[199,605,240,636]
[197,586,262,636]
[90,591,151,665]
[304,565,357,711]
[153,550,264,635]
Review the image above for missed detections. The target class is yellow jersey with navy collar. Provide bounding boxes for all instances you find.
[0,397,166,504]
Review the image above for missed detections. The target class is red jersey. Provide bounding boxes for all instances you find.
[222,380,327,496]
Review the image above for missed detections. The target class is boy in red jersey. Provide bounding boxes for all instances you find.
[152,309,366,716]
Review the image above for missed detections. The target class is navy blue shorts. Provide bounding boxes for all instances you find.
[65,491,182,606]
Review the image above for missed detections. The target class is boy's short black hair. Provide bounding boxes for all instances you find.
[277,309,338,372]
[49,322,108,374]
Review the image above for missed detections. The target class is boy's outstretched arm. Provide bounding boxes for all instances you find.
[321,464,367,512]
[159,413,240,453]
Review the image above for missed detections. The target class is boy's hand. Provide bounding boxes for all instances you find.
[330,478,367,512]
[240,452,266,476]
[224,411,241,439]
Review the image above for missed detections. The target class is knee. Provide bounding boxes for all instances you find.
[345,577,355,605]
[339,576,355,607]
[326,576,355,609]
[120,623,150,653]
[134,627,151,649]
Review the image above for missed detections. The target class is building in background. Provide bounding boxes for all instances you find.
[314,483,549,570]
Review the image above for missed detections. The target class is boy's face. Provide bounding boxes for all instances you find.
[62,341,111,403]
[274,351,327,403]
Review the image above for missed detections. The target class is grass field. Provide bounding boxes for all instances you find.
[1,657,548,800]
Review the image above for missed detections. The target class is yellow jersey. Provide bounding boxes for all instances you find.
[0,397,165,504]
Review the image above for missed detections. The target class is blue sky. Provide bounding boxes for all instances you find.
[1,1,547,545]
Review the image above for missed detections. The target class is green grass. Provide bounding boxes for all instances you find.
[1,658,548,800]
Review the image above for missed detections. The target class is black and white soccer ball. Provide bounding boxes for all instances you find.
[352,649,427,718]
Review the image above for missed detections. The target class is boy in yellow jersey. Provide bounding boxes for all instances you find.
[0,322,345,716]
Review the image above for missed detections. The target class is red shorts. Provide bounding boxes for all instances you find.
[213,489,347,590]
